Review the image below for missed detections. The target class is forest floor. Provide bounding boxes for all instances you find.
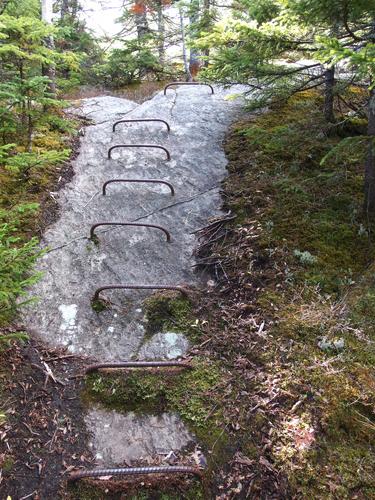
[1,87,374,499]
[188,89,375,498]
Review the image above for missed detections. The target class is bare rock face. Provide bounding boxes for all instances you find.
[138,332,190,360]
[86,407,194,465]
[23,86,245,361]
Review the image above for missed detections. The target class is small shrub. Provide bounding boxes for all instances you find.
[0,205,43,324]
[293,249,318,266]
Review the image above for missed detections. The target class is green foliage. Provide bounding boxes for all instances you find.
[94,40,163,88]
[0,204,43,324]
[0,331,28,347]
[55,15,103,88]
[4,149,69,178]
[236,0,281,24]
[196,0,375,122]
[0,12,77,149]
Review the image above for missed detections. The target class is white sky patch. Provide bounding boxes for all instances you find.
[79,0,125,38]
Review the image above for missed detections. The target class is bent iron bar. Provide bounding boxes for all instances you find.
[113,119,170,133]
[93,284,188,303]
[68,465,203,481]
[90,222,171,242]
[103,179,175,196]
[108,144,171,161]
[164,82,214,95]
[85,360,192,374]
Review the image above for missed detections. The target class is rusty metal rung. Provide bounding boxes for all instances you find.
[85,360,191,374]
[68,465,203,481]
[102,179,175,196]
[113,119,170,133]
[90,222,171,242]
[164,82,214,95]
[93,285,188,303]
[108,144,171,160]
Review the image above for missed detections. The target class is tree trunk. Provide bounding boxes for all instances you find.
[188,0,200,81]
[134,0,149,39]
[27,97,33,152]
[60,0,69,20]
[41,0,56,97]
[324,65,335,123]
[71,0,78,18]
[156,0,165,67]
[19,62,27,128]
[364,87,375,216]
[202,0,210,67]
[0,0,10,14]
[179,8,192,81]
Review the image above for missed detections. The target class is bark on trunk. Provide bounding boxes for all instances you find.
[188,2,200,81]
[156,0,165,66]
[60,0,69,20]
[41,0,56,97]
[202,0,210,67]
[27,97,33,152]
[364,87,375,216]
[179,9,192,81]
[324,65,335,123]
[134,0,149,39]
[71,0,78,18]
[0,0,10,14]
[134,0,149,78]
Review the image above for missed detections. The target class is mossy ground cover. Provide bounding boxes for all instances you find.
[189,89,375,497]
[142,292,204,343]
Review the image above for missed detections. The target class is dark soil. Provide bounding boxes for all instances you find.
[35,115,88,236]
[0,339,93,499]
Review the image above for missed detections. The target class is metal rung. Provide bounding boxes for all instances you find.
[68,465,203,481]
[85,360,192,374]
[164,82,214,95]
[90,222,171,242]
[102,179,175,196]
[93,285,188,303]
[108,145,171,160]
[113,119,170,133]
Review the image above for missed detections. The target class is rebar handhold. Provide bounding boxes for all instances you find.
[102,179,175,196]
[108,144,171,160]
[85,360,192,374]
[89,222,171,242]
[68,465,203,481]
[113,119,170,133]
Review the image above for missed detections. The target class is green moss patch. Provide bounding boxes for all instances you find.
[143,292,203,342]
[83,358,227,453]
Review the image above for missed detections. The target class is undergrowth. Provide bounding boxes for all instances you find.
[0,112,77,333]
[194,88,375,497]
